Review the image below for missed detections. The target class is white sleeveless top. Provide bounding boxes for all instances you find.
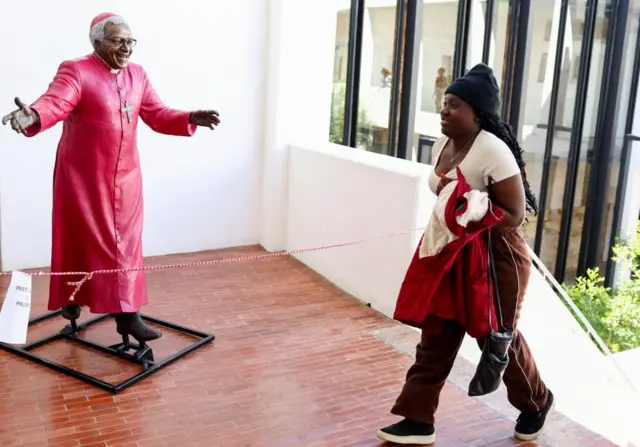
[427,130,521,195]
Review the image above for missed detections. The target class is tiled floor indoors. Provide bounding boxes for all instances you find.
[0,245,620,447]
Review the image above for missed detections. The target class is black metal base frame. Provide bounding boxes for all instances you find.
[0,310,215,393]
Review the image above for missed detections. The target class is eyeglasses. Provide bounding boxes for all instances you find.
[105,37,137,47]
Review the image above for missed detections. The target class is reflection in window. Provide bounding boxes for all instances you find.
[538,53,549,83]
[329,8,351,146]
[328,2,400,153]
[353,3,399,155]
[518,0,608,281]
[596,0,640,276]
[412,0,460,161]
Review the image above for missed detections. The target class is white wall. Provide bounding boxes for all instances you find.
[0,0,265,270]
[286,142,434,317]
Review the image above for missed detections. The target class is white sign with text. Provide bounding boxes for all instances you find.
[0,271,32,344]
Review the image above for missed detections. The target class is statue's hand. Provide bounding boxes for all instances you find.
[189,110,220,130]
[1,97,39,135]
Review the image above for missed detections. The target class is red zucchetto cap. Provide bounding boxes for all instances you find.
[91,12,119,30]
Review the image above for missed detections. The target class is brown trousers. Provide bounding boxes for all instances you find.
[391,228,549,424]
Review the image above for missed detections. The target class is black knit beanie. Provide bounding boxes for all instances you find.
[445,63,500,116]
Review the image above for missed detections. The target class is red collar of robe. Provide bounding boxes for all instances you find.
[393,167,505,339]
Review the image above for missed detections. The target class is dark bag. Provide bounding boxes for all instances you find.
[468,226,514,397]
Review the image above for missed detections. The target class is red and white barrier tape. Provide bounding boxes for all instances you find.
[0,227,426,301]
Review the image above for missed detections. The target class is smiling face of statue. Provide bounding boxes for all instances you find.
[94,22,135,70]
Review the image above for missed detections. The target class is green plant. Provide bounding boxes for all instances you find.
[328,83,374,148]
[563,222,640,353]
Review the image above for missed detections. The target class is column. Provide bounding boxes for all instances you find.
[259,0,341,251]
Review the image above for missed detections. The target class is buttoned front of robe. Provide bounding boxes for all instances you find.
[25,52,197,314]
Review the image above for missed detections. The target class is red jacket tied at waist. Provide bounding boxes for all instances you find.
[393,168,504,339]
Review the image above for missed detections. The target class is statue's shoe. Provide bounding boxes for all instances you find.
[61,304,82,321]
[115,313,162,343]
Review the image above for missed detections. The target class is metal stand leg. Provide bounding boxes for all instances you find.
[0,310,215,393]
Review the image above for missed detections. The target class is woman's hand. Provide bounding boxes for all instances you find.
[436,173,454,195]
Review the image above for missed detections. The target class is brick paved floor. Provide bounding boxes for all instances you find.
[0,246,620,447]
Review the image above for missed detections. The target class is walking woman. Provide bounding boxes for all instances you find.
[377,64,553,445]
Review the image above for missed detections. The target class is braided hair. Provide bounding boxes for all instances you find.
[475,110,538,216]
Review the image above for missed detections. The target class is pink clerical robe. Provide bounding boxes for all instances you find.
[26,52,197,314]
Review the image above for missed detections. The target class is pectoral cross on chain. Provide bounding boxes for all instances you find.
[121,101,134,124]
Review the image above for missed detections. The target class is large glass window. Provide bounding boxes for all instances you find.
[484,0,510,97]
[517,0,586,276]
[414,0,461,163]
[327,0,640,284]
[329,3,352,146]
[466,0,510,95]
[562,0,609,282]
[355,1,401,155]
[597,0,640,274]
